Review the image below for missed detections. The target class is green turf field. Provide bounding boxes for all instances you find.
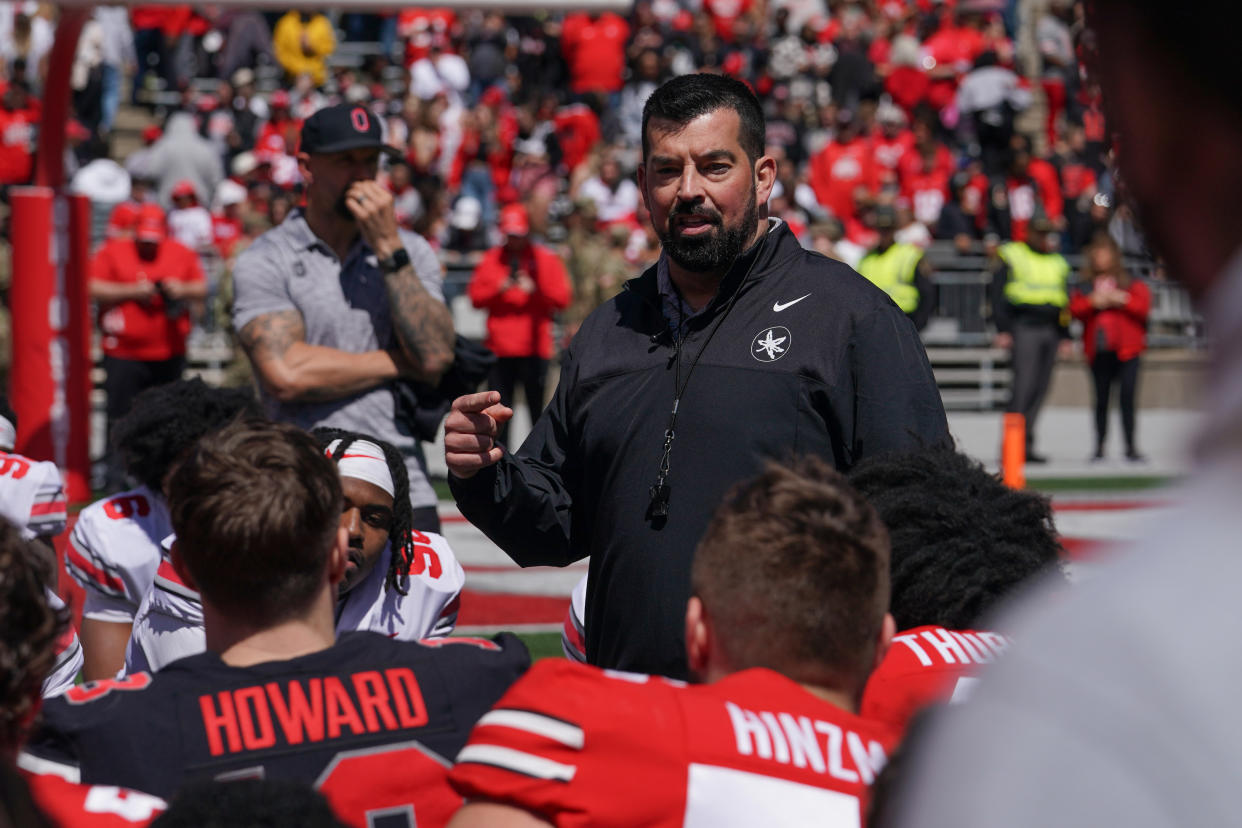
[515,631,563,661]
[1026,475,1173,492]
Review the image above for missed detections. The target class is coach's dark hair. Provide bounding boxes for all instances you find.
[167,421,342,626]
[112,378,264,494]
[848,446,1066,632]
[642,73,766,163]
[0,518,67,753]
[692,456,890,692]
[313,427,414,595]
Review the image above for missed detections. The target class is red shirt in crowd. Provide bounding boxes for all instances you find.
[211,213,243,259]
[702,0,753,41]
[861,625,1011,735]
[561,12,630,95]
[554,103,601,175]
[810,136,878,222]
[1070,277,1152,362]
[902,167,951,227]
[0,100,38,185]
[1007,158,1063,242]
[897,141,953,186]
[90,238,205,361]
[886,66,931,115]
[468,242,571,360]
[871,129,913,182]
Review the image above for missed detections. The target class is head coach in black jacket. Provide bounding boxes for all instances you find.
[446,73,950,680]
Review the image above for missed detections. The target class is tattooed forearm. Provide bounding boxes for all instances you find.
[238,310,305,363]
[384,264,455,382]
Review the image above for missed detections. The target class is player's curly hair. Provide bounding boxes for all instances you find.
[312,428,415,596]
[111,378,264,494]
[848,446,1066,631]
[0,518,67,752]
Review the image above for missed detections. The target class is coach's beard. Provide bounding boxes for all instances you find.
[661,188,759,274]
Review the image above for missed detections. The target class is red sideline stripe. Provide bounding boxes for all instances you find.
[440,513,468,524]
[456,589,570,627]
[1053,500,1169,513]
[1059,536,1114,560]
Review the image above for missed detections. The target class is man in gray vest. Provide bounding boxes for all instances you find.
[231,103,454,530]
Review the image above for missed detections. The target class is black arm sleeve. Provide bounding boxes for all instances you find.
[845,302,951,465]
[448,351,581,568]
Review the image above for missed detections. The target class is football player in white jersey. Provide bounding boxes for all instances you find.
[0,397,67,556]
[124,427,466,674]
[64,379,262,680]
[0,396,82,696]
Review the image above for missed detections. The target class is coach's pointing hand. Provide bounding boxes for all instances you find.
[445,391,514,479]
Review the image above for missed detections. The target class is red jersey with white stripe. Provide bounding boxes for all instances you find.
[450,661,898,827]
[125,530,466,675]
[860,625,1010,734]
[21,770,165,826]
[0,450,66,541]
[64,487,169,623]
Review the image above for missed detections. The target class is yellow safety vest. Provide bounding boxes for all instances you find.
[998,242,1069,307]
[858,243,922,313]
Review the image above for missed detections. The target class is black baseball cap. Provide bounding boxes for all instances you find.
[299,103,401,157]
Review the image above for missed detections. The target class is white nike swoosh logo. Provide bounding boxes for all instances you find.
[773,294,812,312]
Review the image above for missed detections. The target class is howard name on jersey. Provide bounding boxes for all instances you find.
[450,660,899,827]
[25,632,530,822]
[860,625,1011,733]
[64,487,170,622]
[125,530,466,675]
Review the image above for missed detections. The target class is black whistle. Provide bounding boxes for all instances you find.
[647,483,670,519]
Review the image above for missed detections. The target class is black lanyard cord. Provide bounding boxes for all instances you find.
[647,231,767,522]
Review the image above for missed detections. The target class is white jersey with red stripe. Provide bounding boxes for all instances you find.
[64,487,169,624]
[0,449,66,540]
[561,573,588,663]
[44,589,85,698]
[450,660,899,827]
[124,530,466,675]
[19,768,165,827]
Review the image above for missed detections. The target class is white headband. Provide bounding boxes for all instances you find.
[0,415,15,451]
[325,439,394,499]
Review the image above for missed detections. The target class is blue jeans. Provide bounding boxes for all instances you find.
[100,63,120,132]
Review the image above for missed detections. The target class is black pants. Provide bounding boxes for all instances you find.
[102,354,185,489]
[1090,352,1141,453]
[1007,323,1061,449]
[490,356,548,446]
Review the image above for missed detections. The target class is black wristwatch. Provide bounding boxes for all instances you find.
[377,248,410,274]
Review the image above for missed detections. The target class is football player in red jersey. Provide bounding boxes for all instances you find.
[849,447,1067,734]
[0,518,166,827]
[26,421,528,828]
[449,457,899,827]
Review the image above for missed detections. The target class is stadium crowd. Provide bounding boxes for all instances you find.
[1,0,1145,309]
[0,0,1222,824]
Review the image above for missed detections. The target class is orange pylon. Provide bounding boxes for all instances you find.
[1002,413,1026,489]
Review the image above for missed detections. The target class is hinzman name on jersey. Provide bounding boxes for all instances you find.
[199,668,429,757]
[725,702,887,784]
[890,628,1010,667]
